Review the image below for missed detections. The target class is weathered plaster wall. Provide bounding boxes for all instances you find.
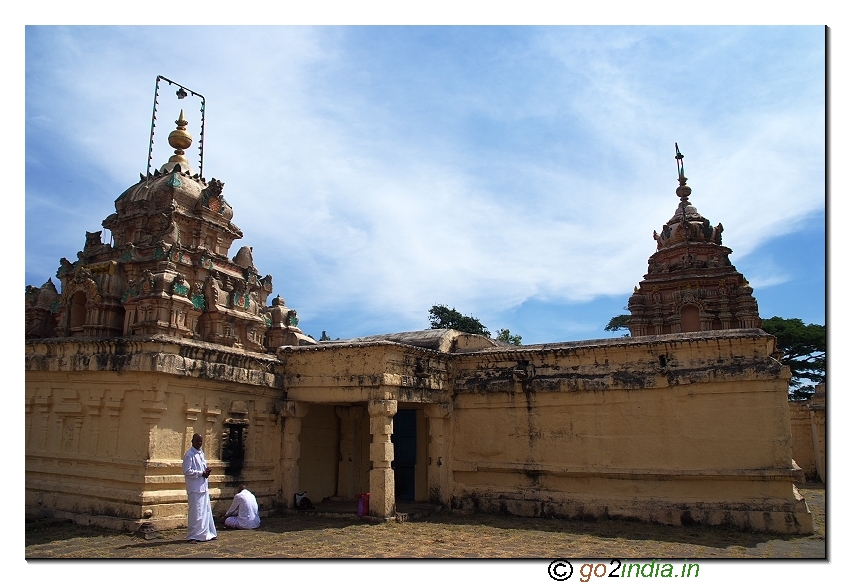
[416,408,428,501]
[26,336,284,531]
[26,329,812,534]
[449,331,812,533]
[789,402,817,479]
[334,405,371,498]
[280,342,452,404]
[298,404,340,502]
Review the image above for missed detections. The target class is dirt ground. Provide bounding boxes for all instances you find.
[25,484,824,559]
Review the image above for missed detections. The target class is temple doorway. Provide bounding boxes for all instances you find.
[392,409,417,501]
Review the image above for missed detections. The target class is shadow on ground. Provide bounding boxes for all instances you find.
[25,484,825,559]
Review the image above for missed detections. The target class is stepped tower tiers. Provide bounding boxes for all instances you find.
[627,145,761,336]
[32,110,316,350]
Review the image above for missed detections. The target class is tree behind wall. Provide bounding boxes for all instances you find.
[760,316,825,401]
[428,304,490,337]
[495,328,522,345]
[605,314,631,336]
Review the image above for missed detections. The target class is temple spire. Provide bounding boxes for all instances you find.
[674,142,692,205]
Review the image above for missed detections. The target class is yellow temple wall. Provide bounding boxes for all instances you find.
[298,404,341,502]
[25,337,283,531]
[789,402,817,479]
[448,332,812,533]
[26,330,813,534]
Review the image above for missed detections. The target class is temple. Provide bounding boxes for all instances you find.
[627,144,760,336]
[26,110,314,350]
[25,103,813,535]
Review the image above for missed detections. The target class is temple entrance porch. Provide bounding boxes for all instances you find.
[279,396,451,520]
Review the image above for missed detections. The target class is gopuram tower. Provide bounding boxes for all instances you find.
[627,145,761,336]
[25,106,315,351]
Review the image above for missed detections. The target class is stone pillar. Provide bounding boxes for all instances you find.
[279,400,309,509]
[105,392,123,457]
[203,399,222,459]
[368,399,397,519]
[24,396,33,449]
[84,392,103,454]
[54,389,83,453]
[184,402,202,454]
[33,394,52,451]
[666,314,680,334]
[424,402,453,505]
[336,405,365,500]
[140,385,168,460]
[253,410,270,463]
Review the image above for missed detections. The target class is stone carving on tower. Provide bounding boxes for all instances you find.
[25,279,60,339]
[627,144,761,336]
[32,109,316,351]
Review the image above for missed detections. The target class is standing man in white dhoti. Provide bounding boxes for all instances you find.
[183,433,217,542]
[223,485,261,530]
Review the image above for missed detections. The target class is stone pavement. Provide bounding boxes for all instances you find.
[25,485,825,560]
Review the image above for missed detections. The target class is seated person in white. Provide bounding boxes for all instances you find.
[223,484,261,530]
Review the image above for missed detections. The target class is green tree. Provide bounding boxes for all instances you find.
[761,316,825,401]
[428,304,490,337]
[605,313,631,336]
[495,328,522,345]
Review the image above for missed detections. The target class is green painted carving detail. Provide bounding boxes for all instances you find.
[173,283,189,296]
[191,294,206,310]
[291,315,299,327]
[153,247,166,260]
[121,288,139,303]
[167,173,182,188]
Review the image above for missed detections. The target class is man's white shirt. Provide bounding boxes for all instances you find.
[182,447,208,493]
[225,489,261,529]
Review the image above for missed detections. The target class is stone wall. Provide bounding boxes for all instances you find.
[789,402,817,479]
[448,330,812,533]
[25,335,284,531]
[26,329,813,534]
[788,383,825,483]
[298,404,341,502]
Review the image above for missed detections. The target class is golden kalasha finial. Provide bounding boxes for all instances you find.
[163,110,193,172]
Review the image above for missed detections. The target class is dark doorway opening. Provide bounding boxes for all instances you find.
[222,424,245,477]
[391,409,417,501]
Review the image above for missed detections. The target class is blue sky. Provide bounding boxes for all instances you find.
[24,26,824,344]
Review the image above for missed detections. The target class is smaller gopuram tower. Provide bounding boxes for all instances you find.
[627,145,761,336]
